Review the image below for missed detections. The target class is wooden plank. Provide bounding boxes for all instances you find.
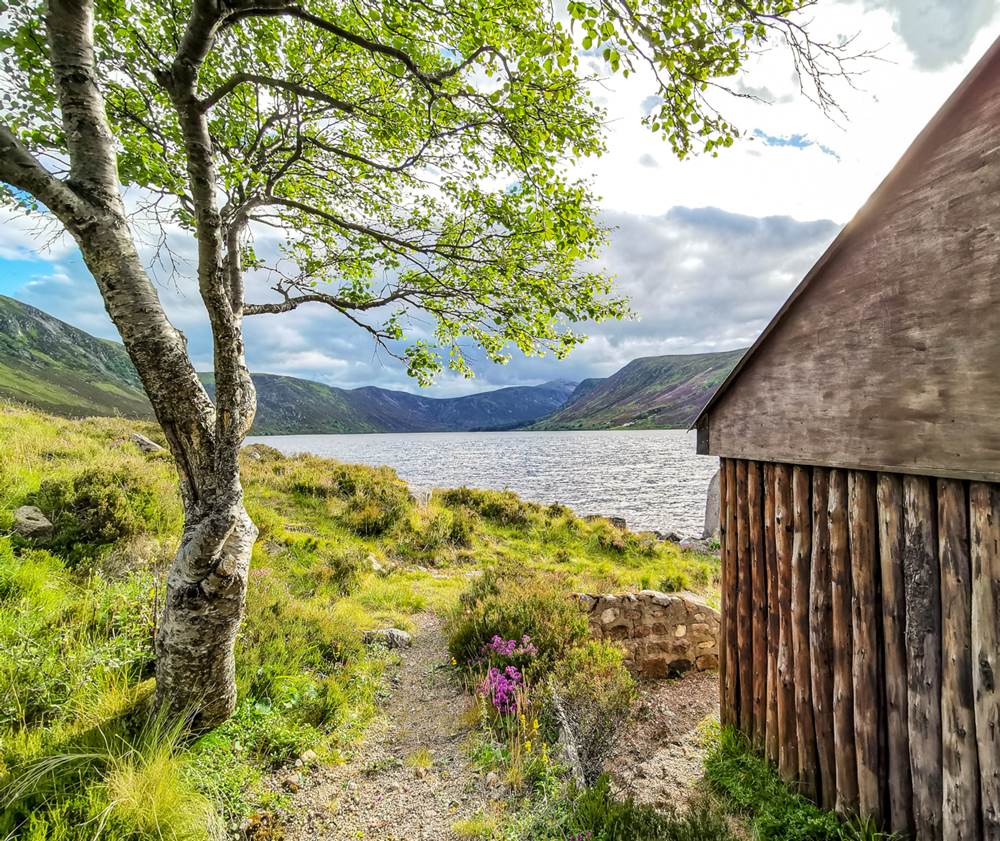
[876,473,914,836]
[699,44,1000,484]
[774,463,798,782]
[848,470,883,823]
[723,458,739,729]
[810,467,836,810]
[829,467,859,815]
[737,460,753,733]
[970,482,1000,841]
[792,465,818,800]
[903,475,943,841]
[938,479,980,841]
[749,461,768,750]
[719,459,730,726]
[764,462,780,766]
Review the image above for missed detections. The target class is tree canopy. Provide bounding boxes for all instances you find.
[1,0,859,384]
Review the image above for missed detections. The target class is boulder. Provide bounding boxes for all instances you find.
[362,628,412,649]
[702,469,721,539]
[130,432,164,453]
[13,505,53,539]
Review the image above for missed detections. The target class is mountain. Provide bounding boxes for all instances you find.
[0,296,575,433]
[0,295,153,419]
[199,373,577,434]
[531,349,745,430]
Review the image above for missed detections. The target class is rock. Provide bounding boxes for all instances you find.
[702,469,721,539]
[362,628,412,649]
[130,432,164,453]
[13,505,52,539]
[679,537,718,555]
[299,749,319,764]
[656,530,684,543]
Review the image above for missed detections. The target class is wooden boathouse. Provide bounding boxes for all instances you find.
[693,37,1000,841]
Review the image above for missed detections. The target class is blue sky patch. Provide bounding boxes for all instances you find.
[752,129,840,161]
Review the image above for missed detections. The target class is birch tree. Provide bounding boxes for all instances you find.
[0,0,858,727]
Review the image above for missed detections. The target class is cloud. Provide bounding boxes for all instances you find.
[637,153,658,168]
[2,206,841,397]
[849,0,998,69]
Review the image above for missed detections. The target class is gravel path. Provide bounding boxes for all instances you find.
[276,614,494,840]
[606,670,720,809]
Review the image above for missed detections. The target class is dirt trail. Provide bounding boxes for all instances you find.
[277,614,494,840]
[606,670,720,809]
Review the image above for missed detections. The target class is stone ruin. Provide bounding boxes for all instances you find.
[575,590,720,679]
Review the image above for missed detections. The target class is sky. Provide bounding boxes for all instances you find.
[2,0,999,396]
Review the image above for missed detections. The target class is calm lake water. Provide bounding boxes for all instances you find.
[247,429,717,537]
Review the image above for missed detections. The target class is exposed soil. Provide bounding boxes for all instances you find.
[606,670,720,809]
[274,614,495,840]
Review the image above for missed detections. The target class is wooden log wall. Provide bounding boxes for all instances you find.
[719,457,998,839]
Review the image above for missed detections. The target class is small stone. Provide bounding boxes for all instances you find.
[300,749,319,764]
[362,628,412,649]
[13,505,52,539]
[600,607,618,625]
[674,624,687,638]
[130,432,164,453]
[281,773,300,792]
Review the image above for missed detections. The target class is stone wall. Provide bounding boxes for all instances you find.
[575,590,720,679]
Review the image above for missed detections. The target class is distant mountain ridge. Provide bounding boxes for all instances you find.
[531,349,745,430]
[0,295,741,432]
[198,372,578,434]
[0,295,575,433]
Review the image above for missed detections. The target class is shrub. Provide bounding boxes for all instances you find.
[440,487,537,526]
[332,466,412,536]
[658,571,690,592]
[447,566,587,677]
[548,641,636,784]
[27,468,160,565]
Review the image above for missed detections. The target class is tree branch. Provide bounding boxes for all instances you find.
[0,123,90,223]
[200,73,359,115]
[223,3,496,89]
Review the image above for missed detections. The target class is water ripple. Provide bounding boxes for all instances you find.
[247,429,718,537]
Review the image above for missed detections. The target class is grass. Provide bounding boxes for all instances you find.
[0,400,721,839]
[704,725,897,841]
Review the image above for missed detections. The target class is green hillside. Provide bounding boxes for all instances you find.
[532,349,745,430]
[0,295,152,419]
[0,296,576,433]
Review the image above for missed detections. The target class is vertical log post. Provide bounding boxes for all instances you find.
[938,479,980,841]
[764,462,780,766]
[970,482,1000,841]
[719,459,730,726]
[810,467,836,810]
[792,465,818,800]
[903,475,943,841]
[774,463,799,782]
[723,458,739,728]
[876,473,914,837]
[830,468,859,814]
[848,470,883,823]
[737,460,753,733]
[749,461,768,750]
